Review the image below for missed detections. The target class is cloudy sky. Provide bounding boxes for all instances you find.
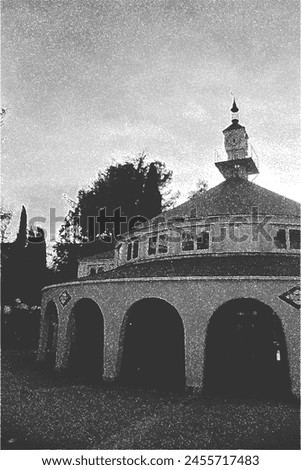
[2,0,300,247]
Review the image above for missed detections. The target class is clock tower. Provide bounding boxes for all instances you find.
[215,100,259,179]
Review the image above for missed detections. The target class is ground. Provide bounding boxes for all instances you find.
[1,351,300,450]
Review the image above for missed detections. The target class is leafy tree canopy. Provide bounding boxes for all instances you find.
[52,154,175,278]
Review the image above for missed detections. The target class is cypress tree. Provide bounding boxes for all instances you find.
[140,163,162,220]
[15,205,27,248]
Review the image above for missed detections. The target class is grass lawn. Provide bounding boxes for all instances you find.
[1,351,300,450]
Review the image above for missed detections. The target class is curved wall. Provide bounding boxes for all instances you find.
[38,275,300,397]
[116,216,300,267]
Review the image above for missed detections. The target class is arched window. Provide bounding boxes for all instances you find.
[90,267,96,275]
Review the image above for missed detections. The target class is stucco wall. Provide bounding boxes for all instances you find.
[77,257,115,278]
[37,276,300,396]
[117,218,300,266]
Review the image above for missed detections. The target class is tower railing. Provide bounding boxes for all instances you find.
[249,142,260,171]
[213,141,260,170]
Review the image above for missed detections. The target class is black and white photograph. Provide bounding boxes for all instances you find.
[1,0,300,465]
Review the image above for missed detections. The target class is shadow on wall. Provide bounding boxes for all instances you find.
[67,298,104,384]
[203,298,291,399]
[119,298,185,392]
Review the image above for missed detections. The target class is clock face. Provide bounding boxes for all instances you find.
[225,130,245,149]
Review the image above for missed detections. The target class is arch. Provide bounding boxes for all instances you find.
[119,298,185,391]
[68,298,104,383]
[44,301,58,367]
[203,298,291,398]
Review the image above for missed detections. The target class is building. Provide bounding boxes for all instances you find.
[77,250,115,278]
[37,101,300,397]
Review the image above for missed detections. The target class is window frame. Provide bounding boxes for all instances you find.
[196,229,210,250]
[148,232,169,256]
[181,226,210,252]
[132,239,139,259]
[289,229,300,250]
[273,228,287,250]
[126,242,132,261]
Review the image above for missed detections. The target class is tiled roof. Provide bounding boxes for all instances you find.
[163,177,300,219]
[222,121,244,132]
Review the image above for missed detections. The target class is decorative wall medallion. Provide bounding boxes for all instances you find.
[279,286,300,310]
[59,289,71,307]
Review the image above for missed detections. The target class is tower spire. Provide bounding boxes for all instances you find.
[214,100,259,180]
[231,98,239,122]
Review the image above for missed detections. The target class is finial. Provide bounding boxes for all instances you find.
[230,94,239,122]
[231,99,239,113]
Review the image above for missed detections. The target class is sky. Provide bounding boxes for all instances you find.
[1,0,300,251]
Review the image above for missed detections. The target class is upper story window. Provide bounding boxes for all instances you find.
[133,239,139,258]
[182,231,194,251]
[89,267,96,275]
[274,228,300,250]
[274,229,286,249]
[127,240,139,261]
[289,229,300,250]
[197,231,209,250]
[182,228,210,251]
[116,244,122,260]
[148,233,168,255]
[148,235,157,255]
[127,243,132,261]
[158,234,168,253]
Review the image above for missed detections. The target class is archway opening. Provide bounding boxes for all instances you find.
[203,298,291,398]
[120,298,185,391]
[45,301,58,367]
[68,298,104,383]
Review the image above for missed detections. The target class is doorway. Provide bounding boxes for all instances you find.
[120,298,185,391]
[203,298,291,397]
[68,298,104,382]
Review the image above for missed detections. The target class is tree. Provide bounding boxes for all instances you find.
[0,206,13,242]
[52,154,174,279]
[1,206,47,306]
[15,205,27,248]
[1,206,28,305]
[188,179,208,198]
[140,162,163,219]
[23,227,47,305]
